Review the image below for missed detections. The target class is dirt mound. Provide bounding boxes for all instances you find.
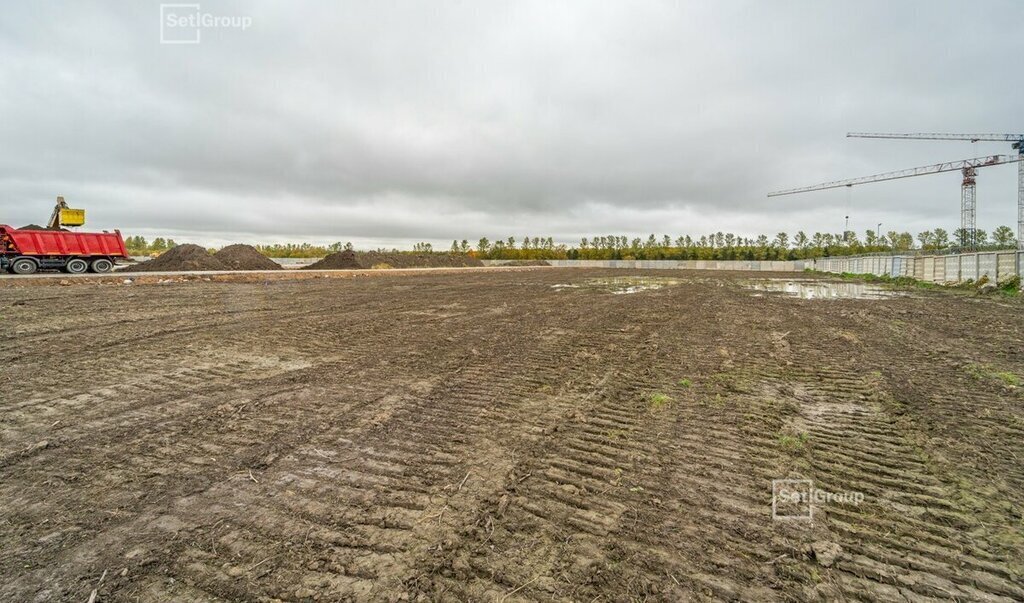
[303,251,483,270]
[303,249,362,270]
[501,259,551,266]
[213,244,282,270]
[121,244,228,272]
[18,224,67,231]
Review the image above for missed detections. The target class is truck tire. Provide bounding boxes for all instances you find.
[90,258,114,273]
[65,258,89,274]
[10,257,38,275]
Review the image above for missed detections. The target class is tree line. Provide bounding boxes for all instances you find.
[125,225,1018,260]
[466,226,1018,261]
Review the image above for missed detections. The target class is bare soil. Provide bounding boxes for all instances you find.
[2,269,1022,602]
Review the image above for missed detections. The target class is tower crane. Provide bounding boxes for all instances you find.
[768,154,1023,249]
[847,132,1024,249]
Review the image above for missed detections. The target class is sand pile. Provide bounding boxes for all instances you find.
[121,244,228,272]
[213,244,282,270]
[304,251,483,270]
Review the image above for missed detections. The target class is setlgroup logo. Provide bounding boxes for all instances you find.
[772,479,864,521]
[160,4,252,44]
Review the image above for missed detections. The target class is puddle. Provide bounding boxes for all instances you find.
[742,279,907,300]
[551,276,685,294]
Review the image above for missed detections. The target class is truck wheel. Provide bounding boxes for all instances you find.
[10,257,39,275]
[65,258,89,274]
[90,258,114,273]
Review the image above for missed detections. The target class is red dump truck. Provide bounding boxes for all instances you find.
[0,225,128,274]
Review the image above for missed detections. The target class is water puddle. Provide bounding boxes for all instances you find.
[742,279,907,300]
[551,276,686,294]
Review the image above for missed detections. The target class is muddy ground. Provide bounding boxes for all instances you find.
[1,269,1022,602]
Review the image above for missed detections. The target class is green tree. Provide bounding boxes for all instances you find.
[992,225,1016,248]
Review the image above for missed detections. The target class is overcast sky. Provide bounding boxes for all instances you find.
[1,1,1022,248]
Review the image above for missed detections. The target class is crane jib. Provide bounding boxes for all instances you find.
[847,132,1024,143]
[767,155,1022,197]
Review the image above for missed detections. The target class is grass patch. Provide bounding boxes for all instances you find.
[994,372,1021,387]
[829,270,1021,297]
[999,275,1021,297]
[708,371,753,393]
[648,392,672,409]
[965,363,1021,387]
[677,378,692,388]
[837,271,940,290]
[777,432,809,451]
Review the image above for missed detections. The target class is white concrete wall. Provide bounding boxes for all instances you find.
[810,251,1023,286]
[481,259,806,271]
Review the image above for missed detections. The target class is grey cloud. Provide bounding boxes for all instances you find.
[1,0,1021,247]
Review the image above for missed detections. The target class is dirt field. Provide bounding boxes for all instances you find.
[2,269,1023,602]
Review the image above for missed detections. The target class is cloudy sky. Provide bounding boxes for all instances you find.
[1,1,1021,248]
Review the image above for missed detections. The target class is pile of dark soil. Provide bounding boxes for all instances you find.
[303,251,483,270]
[304,250,361,270]
[501,259,551,266]
[365,252,483,269]
[213,244,282,270]
[120,244,228,272]
[18,224,66,231]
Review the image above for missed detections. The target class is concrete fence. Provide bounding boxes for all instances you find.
[482,259,808,271]
[812,251,1024,285]
[482,252,1023,287]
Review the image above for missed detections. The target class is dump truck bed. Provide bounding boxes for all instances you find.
[0,225,128,258]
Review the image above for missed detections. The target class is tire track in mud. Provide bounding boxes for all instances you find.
[4,270,1024,602]
[412,286,759,600]
[788,369,1024,601]
[1,278,502,601]
[764,316,1024,602]
[124,296,635,601]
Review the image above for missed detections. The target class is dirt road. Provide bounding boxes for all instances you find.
[2,269,1022,601]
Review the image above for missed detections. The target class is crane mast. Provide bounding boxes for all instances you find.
[847,132,1024,249]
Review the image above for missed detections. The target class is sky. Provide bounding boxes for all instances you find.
[1,1,1022,249]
